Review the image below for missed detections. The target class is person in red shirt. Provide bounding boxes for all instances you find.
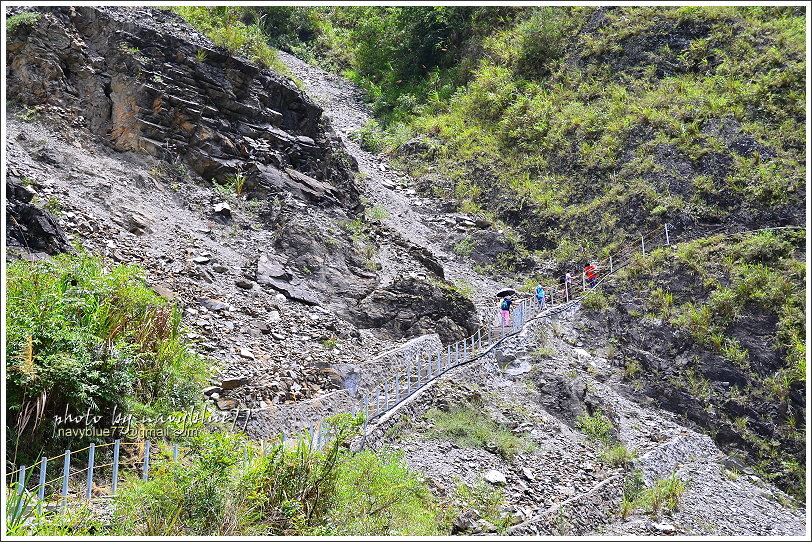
[584,264,598,288]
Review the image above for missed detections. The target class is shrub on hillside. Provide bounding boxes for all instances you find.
[515,7,569,77]
[171,6,291,77]
[580,289,610,311]
[109,414,446,536]
[6,11,41,36]
[575,409,613,444]
[424,402,530,459]
[5,253,207,461]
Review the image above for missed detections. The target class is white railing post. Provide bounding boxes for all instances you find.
[111,440,120,496]
[395,375,400,402]
[142,441,150,481]
[418,356,422,384]
[641,235,645,255]
[665,223,670,245]
[61,450,71,509]
[85,443,95,499]
[37,456,47,505]
[15,466,26,519]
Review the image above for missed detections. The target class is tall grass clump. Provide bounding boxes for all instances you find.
[424,402,530,460]
[109,414,446,536]
[6,11,41,36]
[5,253,208,463]
[171,6,292,76]
[620,470,688,518]
[575,409,614,444]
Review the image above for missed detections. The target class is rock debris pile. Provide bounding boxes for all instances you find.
[204,365,342,410]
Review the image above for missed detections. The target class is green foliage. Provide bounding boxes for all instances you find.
[6,469,41,535]
[684,369,713,400]
[323,449,443,535]
[447,278,475,301]
[624,358,642,379]
[732,231,794,263]
[620,471,687,518]
[43,196,62,215]
[227,173,246,196]
[454,479,511,533]
[575,409,613,444]
[110,417,444,536]
[580,289,610,311]
[453,236,475,257]
[648,288,674,319]
[599,443,637,469]
[171,7,291,77]
[352,119,414,154]
[424,402,530,460]
[641,473,688,516]
[620,469,644,518]
[364,203,390,221]
[7,11,41,35]
[7,500,102,536]
[513,7,570,77]
[5,253,208,462]
[15,105,42,122]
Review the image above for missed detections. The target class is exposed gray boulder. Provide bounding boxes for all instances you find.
[6,176,72,257]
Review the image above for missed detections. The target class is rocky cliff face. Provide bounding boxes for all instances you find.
[5,6,480,417]
[6,6,359,208]
[577,247,805,497]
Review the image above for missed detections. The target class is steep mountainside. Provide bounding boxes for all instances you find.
[5,6,485,461]
[260,4,806,498]
[5,5,480,345]
[3,5,807,537]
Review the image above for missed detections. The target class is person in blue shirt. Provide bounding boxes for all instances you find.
[535,284,546,311]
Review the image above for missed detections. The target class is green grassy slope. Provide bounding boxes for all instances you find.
[250,4,806,498]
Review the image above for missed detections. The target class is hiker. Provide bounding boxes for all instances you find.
[535,284,546,311]
[500,296,516,326]
[559,272,573,301]
[584,263,598,289]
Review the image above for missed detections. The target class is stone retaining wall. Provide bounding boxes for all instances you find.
[242,389,355,439]
[508,474,625,535]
